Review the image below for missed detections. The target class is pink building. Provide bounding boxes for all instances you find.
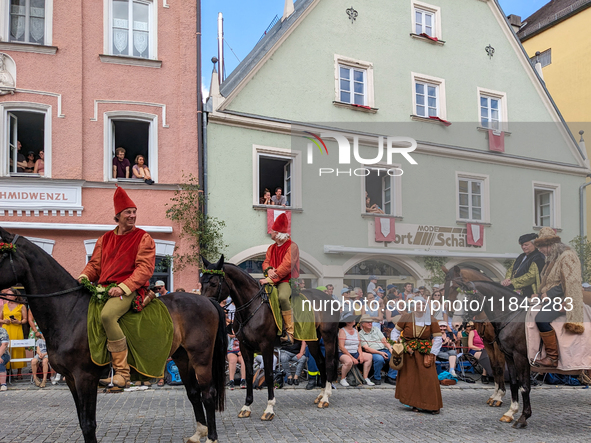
[0,0,200,291]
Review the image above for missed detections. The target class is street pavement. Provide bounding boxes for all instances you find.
[1,383,590,442]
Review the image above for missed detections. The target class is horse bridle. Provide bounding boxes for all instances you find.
[203,271,271,338]
[0,233,83,304]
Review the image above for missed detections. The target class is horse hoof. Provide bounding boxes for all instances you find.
[486,398,493,405]
[317,401,329,409]
[261,412,275,421]
[493,401,503,407]
[512,421,527,429]
[314,395,322,404]
[499,416,513,423]
[238,410,251,418]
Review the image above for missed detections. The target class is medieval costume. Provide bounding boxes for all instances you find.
[390,296,443,413]
[262,213,299,343]
[505,233,546,298]
[79,187,155,387]
[534,227,584,367]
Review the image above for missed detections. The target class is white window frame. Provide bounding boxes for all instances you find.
[361,163,402,217]
[412,1,442,40]
[477,87,508,132]
[103,111,158,183]
[334,54,375,108]
[532,181,561,229]
[412,72,446,120]
[456,172,490,223]
[0,0,53,46]
[253,145,302,209]
[103,0,158,60]
[0,101,52,178]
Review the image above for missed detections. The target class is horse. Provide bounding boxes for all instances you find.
[0,228,226,443]
[200,255,340,420]
[443,265,507,407]
[453,277,536,428]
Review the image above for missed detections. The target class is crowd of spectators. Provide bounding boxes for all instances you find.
[112,147,154,185]
[10,141,44,175]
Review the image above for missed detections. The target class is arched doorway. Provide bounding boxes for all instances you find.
[237,255,319,289]
[345,259,416,294]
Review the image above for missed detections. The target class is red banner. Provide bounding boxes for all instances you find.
[375,217,396,242]
[466,223,484,247]
[488,129,505,152]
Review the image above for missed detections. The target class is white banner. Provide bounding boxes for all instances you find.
[0,184,83,211]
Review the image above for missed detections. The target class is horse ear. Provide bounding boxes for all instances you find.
[0,226,10,241]
[215,255,225,270]
[453,266,461,278]
[201,256,211,268]
[441,266,449,274]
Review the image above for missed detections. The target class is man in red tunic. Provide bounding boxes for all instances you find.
[260,213,299,344]
[79,187,155,387]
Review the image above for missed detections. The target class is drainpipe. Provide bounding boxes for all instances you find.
[579,174,591,273]
[196,0,204,210]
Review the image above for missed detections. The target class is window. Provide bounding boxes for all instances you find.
[456,173,490,223]
[415,8,434,36]
[533,182,560,228]
[104,112,158,182]
[530,49,551,68]
[411,2,442,40]
[362,165,402,216]
[412,73,446,120]
[7,0,46,44]
[477,88,507,131]
[333,55,375,108]
[108,0,154,59]
[338,65,366,106]
[253,145,301,209]
[258,155,292,206]
[1,104,51,177]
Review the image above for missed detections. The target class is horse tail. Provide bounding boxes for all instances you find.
[210,299,228,412]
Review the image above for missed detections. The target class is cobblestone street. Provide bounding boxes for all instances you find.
[1,384,590,442]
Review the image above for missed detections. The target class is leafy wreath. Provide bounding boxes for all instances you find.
[202,269,225,277]
[80,278,144,313]
[0,242,17,253]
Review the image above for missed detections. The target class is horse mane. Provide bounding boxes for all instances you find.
[222,262,260,287]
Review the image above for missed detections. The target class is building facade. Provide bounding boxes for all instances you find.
[515,0,591,237]
[205,0,589,292]
[0,0,200,290]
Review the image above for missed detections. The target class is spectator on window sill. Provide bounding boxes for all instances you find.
[112,147,130,179]
[132,155,154,185]
[365,192,384,214]
[33,150,44,176]
[24,151,36,173]
[259,188,273,205]
[271,187,287,206]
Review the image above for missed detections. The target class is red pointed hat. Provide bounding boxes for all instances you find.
[271,213,289,233]
[114,187,137,214]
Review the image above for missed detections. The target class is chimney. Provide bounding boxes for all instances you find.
[534,51,545,81]
[282,0,295,22]
[507,14,522,33]
[217,13,224,84]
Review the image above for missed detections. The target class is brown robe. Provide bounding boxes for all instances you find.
[394,314,443,411]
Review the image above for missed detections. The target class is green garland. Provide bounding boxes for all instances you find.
[80,278,118,306]
[202,269,225,277]
[0,242,16,253]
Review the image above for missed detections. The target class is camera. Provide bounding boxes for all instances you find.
[9,315,15,320]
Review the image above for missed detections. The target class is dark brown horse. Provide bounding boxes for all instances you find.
[453,278,534,428]
[200,256,340,420]
[0,228,226,443]
[443,265,507,407]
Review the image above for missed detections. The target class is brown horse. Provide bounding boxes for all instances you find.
[200,255,341,420]
[443,265,507,407]
[0,228,226,443]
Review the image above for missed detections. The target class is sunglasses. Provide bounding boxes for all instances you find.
[153,287,162,290]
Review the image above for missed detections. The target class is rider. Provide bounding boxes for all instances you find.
[533,227,584,367]
[259,213,299,344]
[501,233,546,298]
[79,187,155,387]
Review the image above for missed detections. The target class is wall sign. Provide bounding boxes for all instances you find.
[0,184,83,216]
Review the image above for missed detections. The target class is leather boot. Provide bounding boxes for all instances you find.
[537,330,559,367]
[306,375,316,390]
[99,337,131,388]
[280,310,294,345]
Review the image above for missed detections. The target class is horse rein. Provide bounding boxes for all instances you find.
[0,233,83,304]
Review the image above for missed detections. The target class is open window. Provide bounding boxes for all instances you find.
[258,155,292,207]
[3,108,48,177]
[362,167,401,216]
[105,112,158,183]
